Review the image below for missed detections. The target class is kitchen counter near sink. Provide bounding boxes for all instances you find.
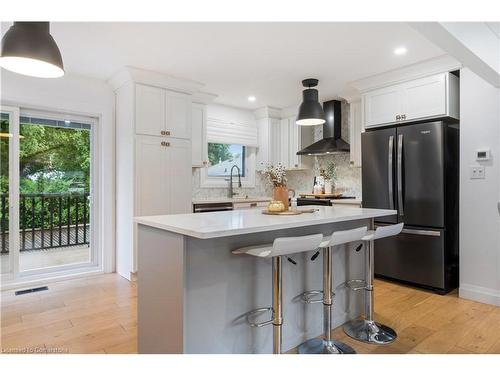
[135,206,395,353]
[192,196,272,205]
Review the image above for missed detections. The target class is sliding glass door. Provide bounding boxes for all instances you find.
[1,106,97,281]
[0,107,20,276]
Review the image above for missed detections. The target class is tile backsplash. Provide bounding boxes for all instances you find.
[192,153,361,200]
[192,99,361,200]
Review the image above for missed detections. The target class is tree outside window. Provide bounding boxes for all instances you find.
[207,143,245,177]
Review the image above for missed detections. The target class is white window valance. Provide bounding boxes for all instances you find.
[206,118,258,147]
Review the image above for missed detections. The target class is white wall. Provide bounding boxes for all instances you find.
[459,68,500,305]
[0,70,115,274]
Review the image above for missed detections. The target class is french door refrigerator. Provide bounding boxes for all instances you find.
[362,119,459,294]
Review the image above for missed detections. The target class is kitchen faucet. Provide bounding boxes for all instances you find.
[228,164,242,198]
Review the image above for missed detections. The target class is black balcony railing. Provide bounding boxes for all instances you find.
[0,192,90,254]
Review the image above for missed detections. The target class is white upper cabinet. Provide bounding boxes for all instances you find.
[191,103,207,167]
[364,85,402,127]
[363,72,459,128]
[166,91,191,139]
[401,74,448,120]
[257,114,312,170]
[135,84,166,137]
[135,83,191,139]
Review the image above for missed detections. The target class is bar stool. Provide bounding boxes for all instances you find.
[232,233,323,354]
[298,226,368,354]
[343,223,403,344]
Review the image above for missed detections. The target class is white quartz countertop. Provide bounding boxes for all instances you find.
[135,206,395,239]
[192,196,272,205]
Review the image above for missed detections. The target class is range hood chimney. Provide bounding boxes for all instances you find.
[296,100,350,155]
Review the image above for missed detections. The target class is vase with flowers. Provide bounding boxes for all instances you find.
[320,161,337,194]
[261,163,295,210]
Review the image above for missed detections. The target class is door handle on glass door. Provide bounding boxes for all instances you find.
[397,134,404,216]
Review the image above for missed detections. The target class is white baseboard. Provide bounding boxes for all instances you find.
[459,283,500,306]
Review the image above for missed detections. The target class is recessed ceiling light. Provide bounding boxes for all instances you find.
[394,46,407,56]
[247,96,256,102]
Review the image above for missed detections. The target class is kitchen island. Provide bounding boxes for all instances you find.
[135,206,395,354]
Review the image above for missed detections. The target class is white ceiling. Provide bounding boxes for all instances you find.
[1,22,445,109]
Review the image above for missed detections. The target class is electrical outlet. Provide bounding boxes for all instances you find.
[470,166,485,179]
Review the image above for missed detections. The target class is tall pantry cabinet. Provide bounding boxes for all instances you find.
[114,76,193,279]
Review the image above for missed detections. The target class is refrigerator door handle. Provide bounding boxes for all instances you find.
[374,225,441,237]
[388,135,394,210]
[401,228,441,237]
[397,133,404,217]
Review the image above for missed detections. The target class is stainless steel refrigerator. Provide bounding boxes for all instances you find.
[362,119,459,294]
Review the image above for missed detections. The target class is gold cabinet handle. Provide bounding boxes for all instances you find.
[250,203,257,207]
[160,130,171,136]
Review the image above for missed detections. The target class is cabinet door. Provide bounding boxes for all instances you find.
[135,84,166,137]
[166,138,192,214]
[269,118,282,165]
[401,74,447,121]
[349,100,362,167]
[166,91,191,139]
[191,103,207,167]
[363,86,402,128]
[279,118,289,167]
[135,135,169,215]
[288,117,301,169]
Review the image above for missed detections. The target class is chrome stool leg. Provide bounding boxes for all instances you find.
[343,239,397,345]
[298,247,356,354]
[272,256,283,354]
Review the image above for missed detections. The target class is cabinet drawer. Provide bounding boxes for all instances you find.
[233,201,269,210]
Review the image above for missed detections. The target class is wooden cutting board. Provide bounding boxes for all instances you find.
[262,209,317,215]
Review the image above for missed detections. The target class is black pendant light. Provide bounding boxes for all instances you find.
[296,78,325,126]
[0,22,64,78]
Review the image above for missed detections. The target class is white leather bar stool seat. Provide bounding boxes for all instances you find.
[233,233,323,354]
[298,226,368,355]
[343,222,403,345]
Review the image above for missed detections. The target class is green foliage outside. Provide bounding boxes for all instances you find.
[207,143,233,166]
[0,119,91,233]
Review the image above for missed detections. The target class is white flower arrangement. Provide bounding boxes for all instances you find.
[260,162,287,187]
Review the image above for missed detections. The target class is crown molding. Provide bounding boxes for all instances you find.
[348,54,462,93]
[108,66,205,94]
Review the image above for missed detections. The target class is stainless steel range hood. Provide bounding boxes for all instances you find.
[296,100,350,155]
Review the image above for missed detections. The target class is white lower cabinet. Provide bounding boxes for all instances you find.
[135,136,192,216]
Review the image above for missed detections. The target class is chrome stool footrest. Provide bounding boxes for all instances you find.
[243,307,273,328]
[299,290,335,304]
[345,279,367,291]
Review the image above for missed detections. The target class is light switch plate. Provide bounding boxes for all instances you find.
[470,166,485,179]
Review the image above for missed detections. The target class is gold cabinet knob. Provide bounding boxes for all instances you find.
[165,130,171,136]
[396,114,401,121]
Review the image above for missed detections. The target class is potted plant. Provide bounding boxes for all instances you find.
[261,163,295,210]
[320,161,337,194]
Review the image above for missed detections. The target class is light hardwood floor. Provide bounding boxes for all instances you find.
[1,274,500,354]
